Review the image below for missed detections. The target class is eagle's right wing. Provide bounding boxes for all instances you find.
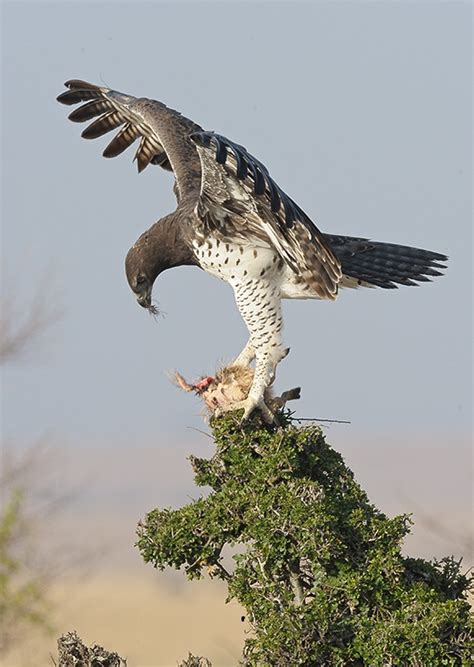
[191,132,342,300]
[57,80,203,201]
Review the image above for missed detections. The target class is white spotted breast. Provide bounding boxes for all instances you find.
[192,237,284,284]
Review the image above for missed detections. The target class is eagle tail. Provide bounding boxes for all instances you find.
[324,234,448,289]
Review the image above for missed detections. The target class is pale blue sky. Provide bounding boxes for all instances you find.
[1,2,472,559]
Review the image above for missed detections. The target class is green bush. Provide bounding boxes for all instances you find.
[137,414,473,666]
[0,490,52,654]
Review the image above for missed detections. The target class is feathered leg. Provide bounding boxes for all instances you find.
[220,280,286,423]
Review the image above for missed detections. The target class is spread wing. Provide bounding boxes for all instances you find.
[57,79,203,201]
[190,132,341,299]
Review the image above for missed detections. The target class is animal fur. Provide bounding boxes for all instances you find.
[173,364,300,417]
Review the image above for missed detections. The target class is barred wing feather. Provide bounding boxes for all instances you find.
[57,80,202,200]
[191,132,341,300]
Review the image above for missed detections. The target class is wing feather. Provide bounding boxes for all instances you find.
[191,131,341,299]
[57,79,202,199]
[134,136,164,173]
[102,123,140,158]
[68,100,111,123]
[57,88,99,105]
[81,110,123,139]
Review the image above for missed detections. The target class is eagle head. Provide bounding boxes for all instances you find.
[125,212,197,315]
[125,233,161,316]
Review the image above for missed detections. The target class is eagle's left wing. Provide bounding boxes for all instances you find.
[57,80,203,201]
[191,132,341,300]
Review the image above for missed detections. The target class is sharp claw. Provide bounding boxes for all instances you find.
[239,397,274,425]
[240,406,254,424]
[214,396,274,424]
[260,406,275,424]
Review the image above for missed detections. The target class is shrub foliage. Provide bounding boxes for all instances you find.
[137,414,473,666]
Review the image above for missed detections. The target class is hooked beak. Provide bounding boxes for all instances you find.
[136,288,159,316]
[137,293,151,309]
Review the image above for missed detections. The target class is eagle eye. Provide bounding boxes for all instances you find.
[136,275,147,287]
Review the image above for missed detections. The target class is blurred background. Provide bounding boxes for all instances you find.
[1,1,471,665]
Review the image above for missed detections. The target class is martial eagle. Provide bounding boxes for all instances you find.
[57,80,447,422]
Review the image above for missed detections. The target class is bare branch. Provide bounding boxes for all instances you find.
[0,271,62,363]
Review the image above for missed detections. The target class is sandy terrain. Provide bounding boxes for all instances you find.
[4,571,245,667]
